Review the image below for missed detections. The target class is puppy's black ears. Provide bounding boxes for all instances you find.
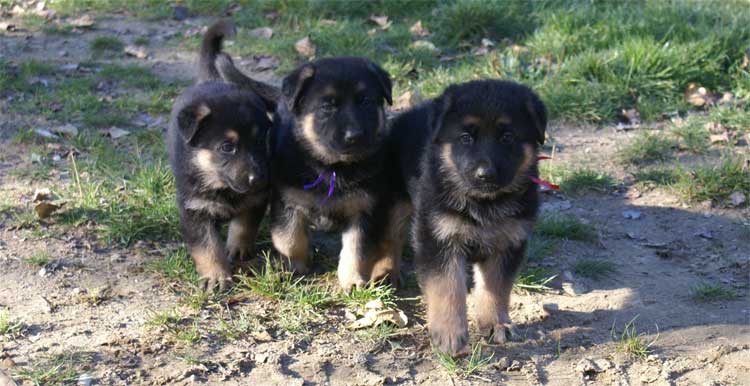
[526,93,547,145]
[430,88,454,143]
[177,103,211,143]
[282,64,315,113]
[367,62,392,106]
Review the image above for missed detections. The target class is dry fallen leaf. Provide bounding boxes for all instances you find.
[250,27,273,39]
[124,45,148,59]
[107,128,131,139]
[685,83,714,107]
[347,298,408,330]
[709,132,729,144]
[69,14,95,28]
[32,188,52,202]
[411,40,439,54]
[35,202,61,219]
[703,121,724,134]
[319,19,337,26]
[368,15,391,30]
[252,330,273,342]
[409,20,429,37]
[34,128,58,139]
[393,90,423,111]
[295,36,316,58]
[52,123,78,137]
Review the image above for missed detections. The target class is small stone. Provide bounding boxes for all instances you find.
[124,45,148,59]
[729,191,746,207]
[622,209,641,220]
[411,40,440,54]
[294,36,316,58]
[77,373,93,386]
[173,6,189,21]
[507,360,522,371]
[250,27,273,39]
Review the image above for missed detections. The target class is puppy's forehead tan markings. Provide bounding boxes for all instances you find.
[225,129,239,142]
[462,115,482,126]
[496,115,512,125]
[323,85,338,97]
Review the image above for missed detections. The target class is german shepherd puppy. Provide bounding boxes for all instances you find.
[264,57,393,290]
[385,80,547,355]
[167,20,273,291]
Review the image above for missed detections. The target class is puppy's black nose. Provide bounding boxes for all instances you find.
[474,165,496,181]
[343,129,364,145]
[248,173,264,187]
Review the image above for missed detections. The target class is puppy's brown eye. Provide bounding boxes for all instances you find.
[219,141,236,154]
[358,96,373,106]
[321,97,337,112]
[500,132,515,144]
[459,132,474,145]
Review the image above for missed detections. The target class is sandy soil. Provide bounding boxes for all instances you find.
[1,14,749,386]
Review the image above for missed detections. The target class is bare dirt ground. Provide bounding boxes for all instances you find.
[1,15,749,386]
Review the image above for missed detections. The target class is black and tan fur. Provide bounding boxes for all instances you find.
[383,80,547,355]
[225,56,393,290]
[166,20,273,291]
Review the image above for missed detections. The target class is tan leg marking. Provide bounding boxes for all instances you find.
[271,209,310,274]
[371,202,412,286]
[191,229,231,291]
[422,258,469,355]
[473,257,515,344]
[226,210,260,261]
[337,221,368,291]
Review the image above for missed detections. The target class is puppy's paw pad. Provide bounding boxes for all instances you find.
[490,323,519,344]
[431,327,469,357]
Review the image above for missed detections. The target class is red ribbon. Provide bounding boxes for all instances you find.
[530,154,560,190]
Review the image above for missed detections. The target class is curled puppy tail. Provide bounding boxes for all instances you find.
[216,53,280,111]
[198,19,236,83]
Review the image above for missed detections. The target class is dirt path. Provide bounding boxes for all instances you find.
[1,14,749,386]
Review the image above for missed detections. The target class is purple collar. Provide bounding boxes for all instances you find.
[303,171,336,199]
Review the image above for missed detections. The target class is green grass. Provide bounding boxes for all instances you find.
[14,352,94,386]
[633,168,679,185]
[436,342,494,378]
[90,35,124,54]
[673,157,750,204]
[525,235,558,262]
[612,316,657,359]
[24,252,51,267]
[573,259,617,280]
[0,309,25,339]
[540,163,616,195]
[690,283,740,303]
[618,131,676,165]
[515,266,556,292]
[146,247,200,287]
[672,122,710,154]
[535,214,596,241]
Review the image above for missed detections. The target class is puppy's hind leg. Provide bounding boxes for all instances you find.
[270,201,310,274]
[472,244,526,344]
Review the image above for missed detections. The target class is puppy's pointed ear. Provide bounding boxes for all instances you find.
[430,89,454,144]
[525,93,547,145]
[366,62,393,105]
[177,103,211,143]
[282,64,315,113]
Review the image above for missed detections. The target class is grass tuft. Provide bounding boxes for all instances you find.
[673,157,750,204]
[612,316,658,359]
[436,342,494,378]
[0,309,25,339]
[535,214,596,241]
[515,266,556,292]
[91,35,124,54]
[573,259,617,280]
[618,131,676,165]
[690,283,739,303]
[14,352,94,385]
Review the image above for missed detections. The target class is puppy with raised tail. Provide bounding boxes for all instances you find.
[166,20,274,291]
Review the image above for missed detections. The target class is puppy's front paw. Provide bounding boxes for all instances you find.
[431,321,470,357]
[488,323,519,344]
[197,263,232,293]
[226,243,253,262]
[337,260,367,292]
